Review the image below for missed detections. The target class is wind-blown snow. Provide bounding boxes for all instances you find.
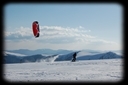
[3,58,123,83]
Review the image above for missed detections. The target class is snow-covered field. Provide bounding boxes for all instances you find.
[3,58,123,83]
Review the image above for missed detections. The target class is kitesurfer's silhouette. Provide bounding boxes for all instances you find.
[72,52,77,62]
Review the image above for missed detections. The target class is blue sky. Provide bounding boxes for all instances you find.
[4,3,123,51]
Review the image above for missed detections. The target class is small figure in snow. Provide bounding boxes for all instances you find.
[72,52,77,62]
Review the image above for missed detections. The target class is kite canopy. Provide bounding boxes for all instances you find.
[32,21,40,38]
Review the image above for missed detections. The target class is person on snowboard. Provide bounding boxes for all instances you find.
[72,52,77,62]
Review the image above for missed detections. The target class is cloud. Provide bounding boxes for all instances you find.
[4,25,121,50]
[4,27,33,40]
[37,26,95,44]
[5,26,94,43]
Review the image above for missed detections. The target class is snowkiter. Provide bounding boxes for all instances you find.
[72,52,77,62]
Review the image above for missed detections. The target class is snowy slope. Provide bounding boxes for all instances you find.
[3,52,27,64]
[3,58,123,82]
[4,51,27,56]
[76,51,121,60]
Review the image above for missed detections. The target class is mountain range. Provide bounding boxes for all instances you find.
[3,49,123,64]
[5,49,122,55]
[5,49,74,56]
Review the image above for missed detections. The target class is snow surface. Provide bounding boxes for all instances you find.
[3,58,123,83]
[3,50,123,83]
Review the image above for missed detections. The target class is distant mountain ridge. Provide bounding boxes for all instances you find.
[5,49,122,56]
[5,49,74,55]
[4,50,123,64]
